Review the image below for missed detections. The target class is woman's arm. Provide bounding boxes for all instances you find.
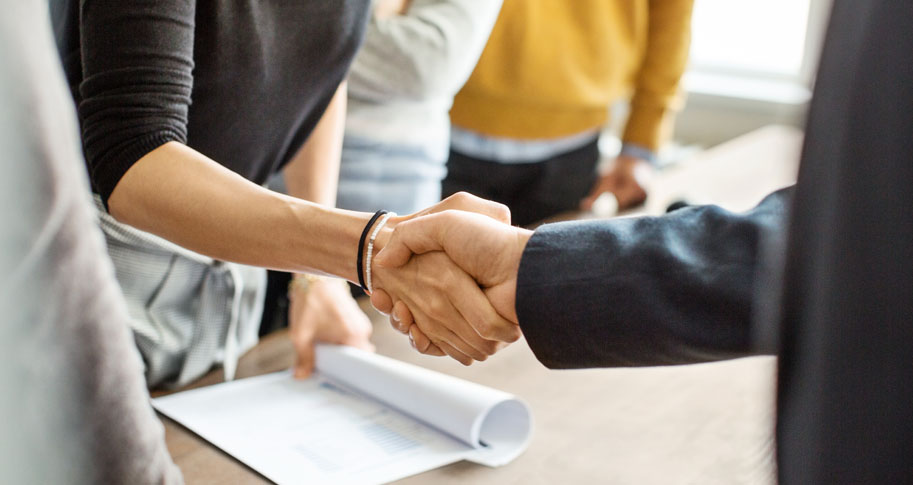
[109,150,515,363]
[280,81,376,378]
[108,141,368,280]
[622,0,695,151]
[84,0,513,362]
[76,0,359,278]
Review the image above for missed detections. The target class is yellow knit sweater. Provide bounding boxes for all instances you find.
[450,0,693,151]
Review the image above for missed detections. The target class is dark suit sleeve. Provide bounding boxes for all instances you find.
[77,0,196,207]
[516,188,790,368]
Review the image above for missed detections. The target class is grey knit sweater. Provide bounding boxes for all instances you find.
[0,2,180,483]
[338,0,502,213]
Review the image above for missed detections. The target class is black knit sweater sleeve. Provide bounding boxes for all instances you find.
[77,0,195,207]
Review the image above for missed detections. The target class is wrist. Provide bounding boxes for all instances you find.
[286,201,381,284]
[289,273,323,298]
[367,223,395,287]
[619,142,658,165]
[289,273,348,300]
[364,212,396,294]
[502,228,533,322]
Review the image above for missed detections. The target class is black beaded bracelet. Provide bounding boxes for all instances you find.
[357,210,387,292]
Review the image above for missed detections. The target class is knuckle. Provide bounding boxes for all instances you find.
[506,325,523,342]
[389,316,405,333]
[465,346,486,361]
[475,320,495,339]
[481,340,499,356]
[436,209,460,225]
[427,297,448,321]
[353,321,373,338]
[492,202,511,223]
[441,263,460,281]
[424,330,445,347]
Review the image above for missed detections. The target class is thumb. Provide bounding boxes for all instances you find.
[374,213,449,268]
[369,288,394,314]
[293,331,317,379]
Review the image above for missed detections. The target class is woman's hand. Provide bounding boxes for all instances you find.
[367,192,517,364]
[372,210,530,362]
[371,251,517,365]
[288,276,374,378]
[390,191,511,227]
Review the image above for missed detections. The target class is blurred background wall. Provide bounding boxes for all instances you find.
[600,0,832,159]
[675,0,832,147]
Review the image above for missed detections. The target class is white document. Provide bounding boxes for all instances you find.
[153,345,532,484]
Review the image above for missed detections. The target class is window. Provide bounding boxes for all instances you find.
[685,0,832,103]
[691,0,810,79]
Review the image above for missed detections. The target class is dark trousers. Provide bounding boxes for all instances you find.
[442,137,600,227]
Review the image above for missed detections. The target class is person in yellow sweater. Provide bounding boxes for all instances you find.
[445,0,694,226]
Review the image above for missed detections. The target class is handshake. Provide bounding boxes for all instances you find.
[368,193,534,365]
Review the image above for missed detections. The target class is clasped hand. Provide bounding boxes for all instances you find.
[370,193,532,365]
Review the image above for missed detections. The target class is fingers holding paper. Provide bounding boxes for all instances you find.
[289,277,375,379]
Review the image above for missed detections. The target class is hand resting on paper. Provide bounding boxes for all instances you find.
[288,276,374,378]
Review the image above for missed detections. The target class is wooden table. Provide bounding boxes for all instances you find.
[158,125,803,484]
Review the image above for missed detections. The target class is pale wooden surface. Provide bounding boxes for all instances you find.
[157,125,804,485]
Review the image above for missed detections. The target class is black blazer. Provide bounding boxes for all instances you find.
[516,2,913,483]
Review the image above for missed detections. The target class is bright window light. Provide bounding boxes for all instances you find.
[690,0,812,78]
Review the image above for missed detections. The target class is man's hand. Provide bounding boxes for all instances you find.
[289,277,374,378]
[372,210,532,361]
[367,192,516,364]
[371,250,517,365]
[392,191,512,227]
[581,155,653,211]
[370,191,514,319]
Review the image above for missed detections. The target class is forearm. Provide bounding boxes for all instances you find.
[517,188,791,368]
[108,141,370,282]
[284,82,347,205]
[623,0,694,149]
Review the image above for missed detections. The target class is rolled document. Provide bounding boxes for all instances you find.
[154,345,532,484]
